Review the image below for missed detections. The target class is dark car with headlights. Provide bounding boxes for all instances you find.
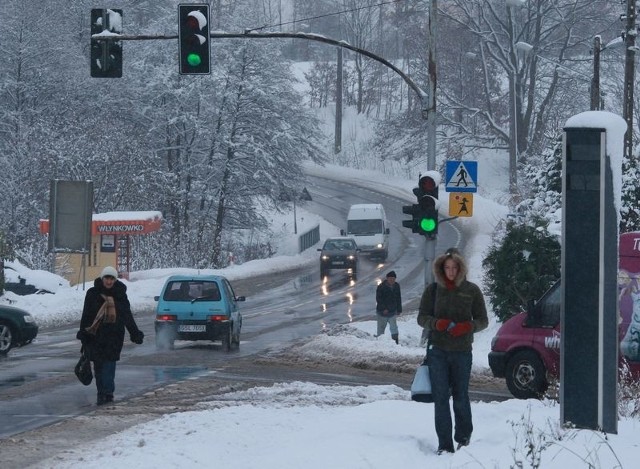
[318,237,360,279]
[0,305,38,355]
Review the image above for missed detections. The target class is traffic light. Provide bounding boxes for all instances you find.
[90,9,123,78]
[415,173,440,237]
[179,4,211,75]
[402,204,421,233]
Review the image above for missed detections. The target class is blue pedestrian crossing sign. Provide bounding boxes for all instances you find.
[445,161,478,193]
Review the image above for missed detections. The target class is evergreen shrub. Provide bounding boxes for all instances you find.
[482,220,560,322]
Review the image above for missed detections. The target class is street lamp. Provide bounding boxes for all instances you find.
[517,39,599,109]
[516,41,591,82]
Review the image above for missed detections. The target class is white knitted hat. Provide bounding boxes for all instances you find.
[100,266,118,279]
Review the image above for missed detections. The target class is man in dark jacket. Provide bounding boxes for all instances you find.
[375,270,402,344]
[417,248,488,455]
[76,266,144,405]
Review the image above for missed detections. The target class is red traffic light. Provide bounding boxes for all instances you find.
[420,175,437,192]
[185,15,201,29]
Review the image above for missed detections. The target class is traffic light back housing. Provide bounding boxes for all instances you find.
[402,204,421,233]
[90,9,123,78]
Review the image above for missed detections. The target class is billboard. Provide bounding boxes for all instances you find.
[48,180,93,253]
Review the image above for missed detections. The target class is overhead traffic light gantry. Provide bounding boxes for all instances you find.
[179,4,211,75]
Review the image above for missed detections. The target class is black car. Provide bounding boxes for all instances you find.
[318,237,360,279]
[0,305,38,355]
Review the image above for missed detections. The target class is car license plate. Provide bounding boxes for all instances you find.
[179,325,206,332]
[332,261,344,266]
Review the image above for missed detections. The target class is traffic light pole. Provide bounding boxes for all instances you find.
[419,235,436,346]
[424,237,435,287]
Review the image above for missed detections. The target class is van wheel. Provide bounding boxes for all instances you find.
[505,350,548,399]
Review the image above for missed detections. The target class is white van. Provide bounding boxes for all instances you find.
[341,204,390,260]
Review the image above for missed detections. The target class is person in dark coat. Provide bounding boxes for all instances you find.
[417,248,488,455]
[375,270,402,344]
[76,266,144,405]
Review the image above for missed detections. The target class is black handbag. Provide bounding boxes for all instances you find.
[74,347,93,386]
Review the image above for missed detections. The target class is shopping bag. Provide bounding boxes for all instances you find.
[410,364,433,403]
[74,347,93,386]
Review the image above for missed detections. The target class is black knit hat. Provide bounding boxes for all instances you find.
[386,271,397,278]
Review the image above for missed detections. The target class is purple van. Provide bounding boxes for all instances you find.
[489,232,640,398]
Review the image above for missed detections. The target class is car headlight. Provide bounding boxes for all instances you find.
[347,255,355,260]
[376,243,383,249]
[23,314,36,324]
[321,255,329,260]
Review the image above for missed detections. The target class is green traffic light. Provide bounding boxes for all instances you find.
[420,217,436,232]
[187,53,202,67]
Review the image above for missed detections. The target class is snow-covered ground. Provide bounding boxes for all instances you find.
[4,162,639,468]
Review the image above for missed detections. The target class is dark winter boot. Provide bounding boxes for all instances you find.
[391,333,399,344]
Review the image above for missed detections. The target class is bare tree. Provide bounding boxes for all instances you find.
[438,0,615,195]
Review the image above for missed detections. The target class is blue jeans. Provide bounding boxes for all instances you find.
[94,360,116,397]
[376,313,398,336]
[427,347,473,450]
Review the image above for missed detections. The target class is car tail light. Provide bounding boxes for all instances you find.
[209,315,227,321]
[157,314,177,321]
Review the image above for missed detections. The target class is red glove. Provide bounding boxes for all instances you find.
[434,319,452,332]
[449,321,473,337]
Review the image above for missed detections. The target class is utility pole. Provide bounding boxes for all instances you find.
[426,0,437,172]
[623,0,636,159]
[425,0,438,289]
[506,1,520,194]
[591,36,601,111]
[335,47,343,154]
